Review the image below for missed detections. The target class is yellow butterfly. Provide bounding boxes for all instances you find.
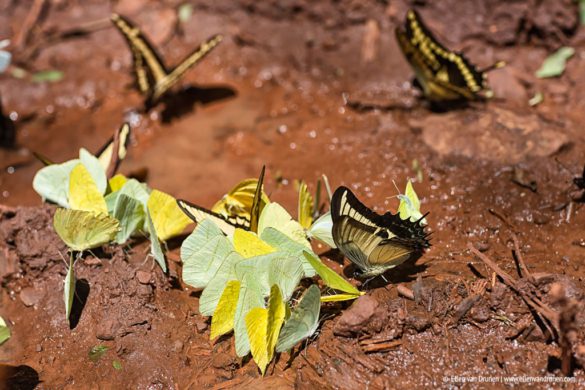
[178,166,267,235]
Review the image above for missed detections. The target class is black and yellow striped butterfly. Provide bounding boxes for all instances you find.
[33,122,131,179]
[395,9,503,103]
[331,186,430,279]
[111,14,223,106]
[177,166,266,236]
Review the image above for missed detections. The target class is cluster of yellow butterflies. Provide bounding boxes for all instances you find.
[108,10,502,109]
[174,167,429,373]
[33,123,191,319]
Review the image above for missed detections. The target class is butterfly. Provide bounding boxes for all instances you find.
[53,208,120,252]
[111,13,223,107]
[330,186,430,278]
[276,285,321,353]
[177,166,266,236]
[212,178,270,223]
[395,9,503,103]
[33,122,131,179]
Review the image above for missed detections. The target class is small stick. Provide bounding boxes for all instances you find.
[361,340,402,353]
[13,0,46,49]
[468,243,559,338]
[511,234,534,283]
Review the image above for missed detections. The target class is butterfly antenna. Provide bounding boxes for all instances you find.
[479,60,505,73]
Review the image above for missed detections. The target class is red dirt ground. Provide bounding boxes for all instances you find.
[1,0,585,388]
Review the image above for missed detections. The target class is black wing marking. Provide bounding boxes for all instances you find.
[249,165,266,233]
[331,186,430,275]
[177,199,250,236]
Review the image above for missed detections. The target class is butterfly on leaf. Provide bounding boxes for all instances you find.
[33,122,131,179]
[395,9,504,104]
[330,186,430,279]
[111,13,223,107]
[177,166,267,236]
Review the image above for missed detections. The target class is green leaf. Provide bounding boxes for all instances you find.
[535,47,574,78]
[32,70,64,83]
[64,254,76,320]
[580,0,585,25]
[88,345,109,362]
[0,316,11,345]
[112,360,122,370]
[302,251,362,297]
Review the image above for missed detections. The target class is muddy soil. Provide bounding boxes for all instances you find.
[1,0,585,388]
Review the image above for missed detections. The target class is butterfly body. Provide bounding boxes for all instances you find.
[396,9,502,103]
[331,186,430,278]
[111,14,223,106]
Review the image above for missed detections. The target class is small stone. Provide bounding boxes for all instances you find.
[35,344,42,352]
[19,287,44,307]
[172,340,183,353]
[194,317,209,333]
[96,319,119,341]
[333,295,380,337]
[136,270,151,285]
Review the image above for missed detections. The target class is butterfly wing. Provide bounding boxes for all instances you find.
[276,285,321,353]
[177,199,250,236]
[331,186,429,277]
[212,178,269,221]
[53,209,119,252]
[398,9,491,101]
[96,123,131,178]
[298,181,314,230]
[249,166,266,233]
[152,34,223,101]
[111,14,168,94]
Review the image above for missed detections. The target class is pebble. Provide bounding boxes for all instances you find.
[19,287,44,307]
[136,270,152,285]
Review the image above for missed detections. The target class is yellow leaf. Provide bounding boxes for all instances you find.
[210,280,240,340]
[233,229,275,258]
[108,174,127,192]
[245,285,285,375]
[68,163,107,213]
[147,189,191,241]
